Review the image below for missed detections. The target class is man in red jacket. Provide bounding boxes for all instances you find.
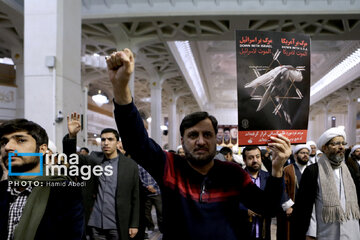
[105,49,292,240]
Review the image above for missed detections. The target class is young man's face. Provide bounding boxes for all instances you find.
[181,118,217,167]
[0,131,42,173]
[295,148,310,165]
[224,152,233,162]
[101,132,118,158]
[244,149,262,173]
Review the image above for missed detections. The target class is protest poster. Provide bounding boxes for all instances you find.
[236,30,310,145]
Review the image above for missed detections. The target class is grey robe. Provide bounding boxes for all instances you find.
[312,168,360,240]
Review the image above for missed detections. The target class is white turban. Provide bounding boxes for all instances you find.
[293,144,311,154]
[48,140,57,154]
[317,126,346,150]
[306,141,316,147]
[350,145,360,155]
[316,150,323,156]
[177,145,183,151]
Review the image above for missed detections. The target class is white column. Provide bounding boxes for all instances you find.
[179,108,187,144]
[151,80,162,147]
[24,0,82,150]
[12,48,24,118]
[307,111,315,141]
[168,97,177,151]
[347,92,358,146]
[81,86,89,146]
[176,108,183,147]
[323,102,329,131]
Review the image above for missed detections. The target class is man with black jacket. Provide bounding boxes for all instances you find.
[63,114,139,240]
[0,119,84,240]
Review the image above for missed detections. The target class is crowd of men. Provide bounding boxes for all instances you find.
[0,48,359,240]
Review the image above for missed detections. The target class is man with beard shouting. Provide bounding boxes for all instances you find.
[105,49,292,240]
[292,126,360,240]
[277,144,311,240]
[239,146,272,240]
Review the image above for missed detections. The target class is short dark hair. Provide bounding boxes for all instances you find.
[242,146,261,160]
[80,147,89,153]
[219,146,232,155]
[100,128,120,141]
[180,112,218,137]
[0,119,48,150]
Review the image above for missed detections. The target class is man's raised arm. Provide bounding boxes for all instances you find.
[106,49,165,181]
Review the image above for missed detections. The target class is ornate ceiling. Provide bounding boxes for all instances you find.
[1,0,360,132]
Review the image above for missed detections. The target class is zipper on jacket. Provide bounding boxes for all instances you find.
[199,177,208,203]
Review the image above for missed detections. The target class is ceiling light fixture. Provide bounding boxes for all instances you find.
[92,90,109,107]
[0,57,14,65]
[140,97,151,102]
[81,54,107,68]
[311,48,360,97]
[168,41,207,109]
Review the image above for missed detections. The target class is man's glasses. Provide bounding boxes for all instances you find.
[328,141,347,147]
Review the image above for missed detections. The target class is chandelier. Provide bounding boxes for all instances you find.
[92,90,109,107]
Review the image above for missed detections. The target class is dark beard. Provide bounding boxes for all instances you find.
[297,156,308,166]
[352,154,360,161]
[310,153,315,157]
[3,154,40,173]
[246,164,260,174]
[186,153,214,167]
[11,160,39,173]
[183,143,216,167]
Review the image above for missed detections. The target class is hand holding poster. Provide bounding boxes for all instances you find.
[236,30,310,145]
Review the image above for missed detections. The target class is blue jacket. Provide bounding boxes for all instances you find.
[239,169,272,240]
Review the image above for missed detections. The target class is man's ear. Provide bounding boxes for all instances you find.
[39,144,48,155]
[321,145,327,152]
[181,137,184,145]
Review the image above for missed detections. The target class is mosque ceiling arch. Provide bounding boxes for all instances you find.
[0,0,359,123]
